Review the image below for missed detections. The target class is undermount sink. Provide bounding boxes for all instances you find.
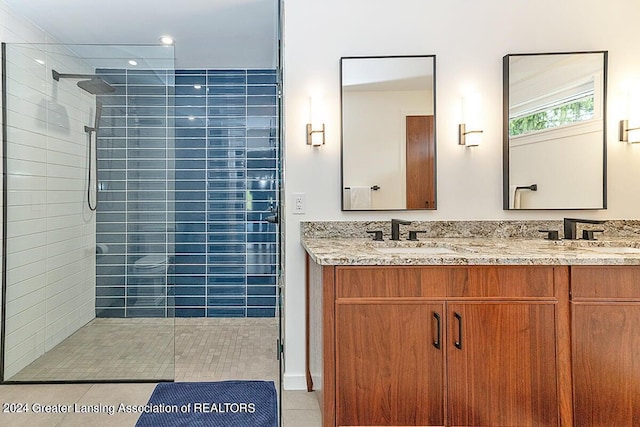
[583,246,640,254]
[375,246,459,255]
[372,241,471,255]
[549,240,640,254]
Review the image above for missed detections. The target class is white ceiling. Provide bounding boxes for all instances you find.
[342,57,434,92]
[3,0,278,69]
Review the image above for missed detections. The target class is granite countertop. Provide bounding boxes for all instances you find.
[301,237,640,266]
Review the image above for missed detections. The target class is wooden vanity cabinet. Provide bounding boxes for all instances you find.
[446,302,559,426]
[571,266,640,426]
[307,260,572,427]
[337,302,445,426]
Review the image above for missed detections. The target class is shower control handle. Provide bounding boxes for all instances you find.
[265,205,279,224]
[265,213,278,224]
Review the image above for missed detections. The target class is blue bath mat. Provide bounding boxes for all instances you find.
[135,381,278,427]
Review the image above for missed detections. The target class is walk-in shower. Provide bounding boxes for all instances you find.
[1,42,280,384]
[0,43,177,382]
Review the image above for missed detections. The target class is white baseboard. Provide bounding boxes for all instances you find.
[282,373,308,390]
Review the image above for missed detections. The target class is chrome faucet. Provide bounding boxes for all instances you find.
[391,219,411,240]
[563,218,606,240]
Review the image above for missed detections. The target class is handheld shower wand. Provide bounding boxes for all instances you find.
[84,102,103,212]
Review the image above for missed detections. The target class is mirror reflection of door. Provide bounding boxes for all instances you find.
[406,115,435,209]
[341,55,436,211]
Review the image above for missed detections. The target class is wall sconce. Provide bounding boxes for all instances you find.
[619,120,640,143]
[459,92,483,147]
[306,96,325,146]
[620,90,640,143]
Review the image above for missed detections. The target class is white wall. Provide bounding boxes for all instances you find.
[510,121,603,209]
[0,3,97,378]
[343,90,431,209]
[282,0,640,389]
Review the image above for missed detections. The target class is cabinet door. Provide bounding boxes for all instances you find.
[573,303,640,426]
[336,302,444,426]
[447,303,559,426]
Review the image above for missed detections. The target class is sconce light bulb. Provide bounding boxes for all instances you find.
[624,89,640,143]
[307,96,326,146]
[463,92,482,127]
[460,93,483,147]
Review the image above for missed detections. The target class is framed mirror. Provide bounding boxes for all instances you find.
[503,51,607,210]
[340,55,436,211]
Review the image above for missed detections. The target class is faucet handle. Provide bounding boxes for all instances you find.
[539,230,560,240]
[408,230,427,241]
[366,230,384,241]
[582,229,604,241]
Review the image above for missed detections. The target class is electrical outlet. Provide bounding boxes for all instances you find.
[292,193,305,214]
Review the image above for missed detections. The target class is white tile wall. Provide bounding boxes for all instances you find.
[2,34,98,378]
[6,126,48,150]
[0,1,43,366]
[6,229,46,252]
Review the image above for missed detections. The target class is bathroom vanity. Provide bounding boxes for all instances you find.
[570,266,640,426]
[302,222,640,427]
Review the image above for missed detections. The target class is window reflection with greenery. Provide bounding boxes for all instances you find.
[509,94,594,137]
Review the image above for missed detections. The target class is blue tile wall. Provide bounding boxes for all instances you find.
[95,69,279,318]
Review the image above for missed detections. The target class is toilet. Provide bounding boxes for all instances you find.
[132,255,168,304]
[133,255,168,275]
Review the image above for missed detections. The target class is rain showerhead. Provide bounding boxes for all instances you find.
[52,69,115,95]
[77,78,115,95]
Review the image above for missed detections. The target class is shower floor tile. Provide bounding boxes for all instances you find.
[174,317,279,382]
[8,319,175,382]
[7,318,278,384]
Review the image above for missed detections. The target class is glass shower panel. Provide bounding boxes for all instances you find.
[1,43,176,382]
[96,67,176,320]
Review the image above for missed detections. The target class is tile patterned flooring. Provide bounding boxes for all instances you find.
[0,384,322,426]
[1,318,321,426]
[9,319,175,381]
[174,318,279,382]
[9,318,278,382]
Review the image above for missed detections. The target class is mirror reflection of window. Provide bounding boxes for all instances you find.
[341,55,436,211]
[508,54,603,137]
[503,52,607,210]
[509,80,596,136]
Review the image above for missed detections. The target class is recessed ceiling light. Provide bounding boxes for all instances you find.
[129,60,138,66]
[159,35,175,45]
[194,84,202,90]
[188,116,195,121]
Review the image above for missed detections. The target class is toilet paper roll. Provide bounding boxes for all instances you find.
[96,243,109,254]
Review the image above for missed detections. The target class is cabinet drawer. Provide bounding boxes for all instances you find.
[336,266,559,299]
[336,266,461,298]
[572,266,640,300]
[449,266,557,298]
